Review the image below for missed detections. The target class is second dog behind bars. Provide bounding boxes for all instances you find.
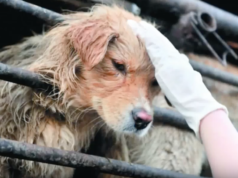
[0,5,204,178]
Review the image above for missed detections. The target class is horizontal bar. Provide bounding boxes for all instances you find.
[0,138,208,178]
[190,60,238,87]
[0,0,64,25]
[0,62,54,93]
[0,0,140,24]
[153,107,192,131]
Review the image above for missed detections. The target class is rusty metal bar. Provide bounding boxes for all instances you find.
[0,0,140,25]
[0,138,208,178]
[0,0,64,25]
[0,62,54,93]
[190,60,238,86]
[127,0,238,39]
[168,11,238,66]
[153,107,192,131]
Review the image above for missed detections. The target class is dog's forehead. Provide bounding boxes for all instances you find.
[106,29,153,73]
[118,32,152,69]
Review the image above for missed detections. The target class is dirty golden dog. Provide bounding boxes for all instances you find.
[0,4,210,178]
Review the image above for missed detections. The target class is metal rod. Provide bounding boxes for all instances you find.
[154,107,238,132]
[0,138,208,178]
[153,107,192,131]
[189,60,238,86]
[127,0,238,39]
[191,20,226,65]
[213,32,238,59]
[0,0,64,25]
[0,62,54,93]
[191,11,238,65]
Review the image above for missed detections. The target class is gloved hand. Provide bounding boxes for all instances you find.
[127,19,228,139]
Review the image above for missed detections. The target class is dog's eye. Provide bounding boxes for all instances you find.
[112,60,126,73]
[151,80,159,87]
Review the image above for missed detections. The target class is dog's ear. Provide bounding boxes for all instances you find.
[69,19,119,70]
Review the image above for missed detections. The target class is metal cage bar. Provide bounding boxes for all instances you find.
[0,62,52,91]
[153,107,191,131]
[190,60,238,87]
[127,0,238,39]
[0,0,64,25]
[0,138,208,178]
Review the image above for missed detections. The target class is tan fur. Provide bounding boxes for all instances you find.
[100,93,204,178]
[97,45,238,178]
[99,54,238,178]
[0,5,216,178]
[0,5,160,178]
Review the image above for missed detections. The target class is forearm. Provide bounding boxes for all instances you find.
[127,19,238,177]
[200,109,238,177]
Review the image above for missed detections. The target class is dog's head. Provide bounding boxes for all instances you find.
[31,5,160,137]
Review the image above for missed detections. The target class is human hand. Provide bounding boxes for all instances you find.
[127,19,228,139]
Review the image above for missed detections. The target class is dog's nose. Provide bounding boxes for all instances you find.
[132,108,152,130]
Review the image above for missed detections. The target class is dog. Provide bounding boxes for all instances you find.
[0,5,205,178]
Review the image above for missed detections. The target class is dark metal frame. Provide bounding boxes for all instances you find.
[0,62,51,91]
[127,0,238,40]
[0,138,207,178]
[0,0,237,177]
[0,0,64,25]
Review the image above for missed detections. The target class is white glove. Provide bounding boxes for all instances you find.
[127,20,228,139]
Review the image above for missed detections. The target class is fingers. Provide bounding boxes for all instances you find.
[127,19,147,39]
[139,21,176,47]
[139,21,157,33]
[127,19,165,43]
[127,19,178,53]
[127,19,141,35]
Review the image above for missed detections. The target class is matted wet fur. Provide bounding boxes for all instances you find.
[0,5,205,178]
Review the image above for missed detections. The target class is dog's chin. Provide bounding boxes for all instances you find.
[122,122,152,138]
